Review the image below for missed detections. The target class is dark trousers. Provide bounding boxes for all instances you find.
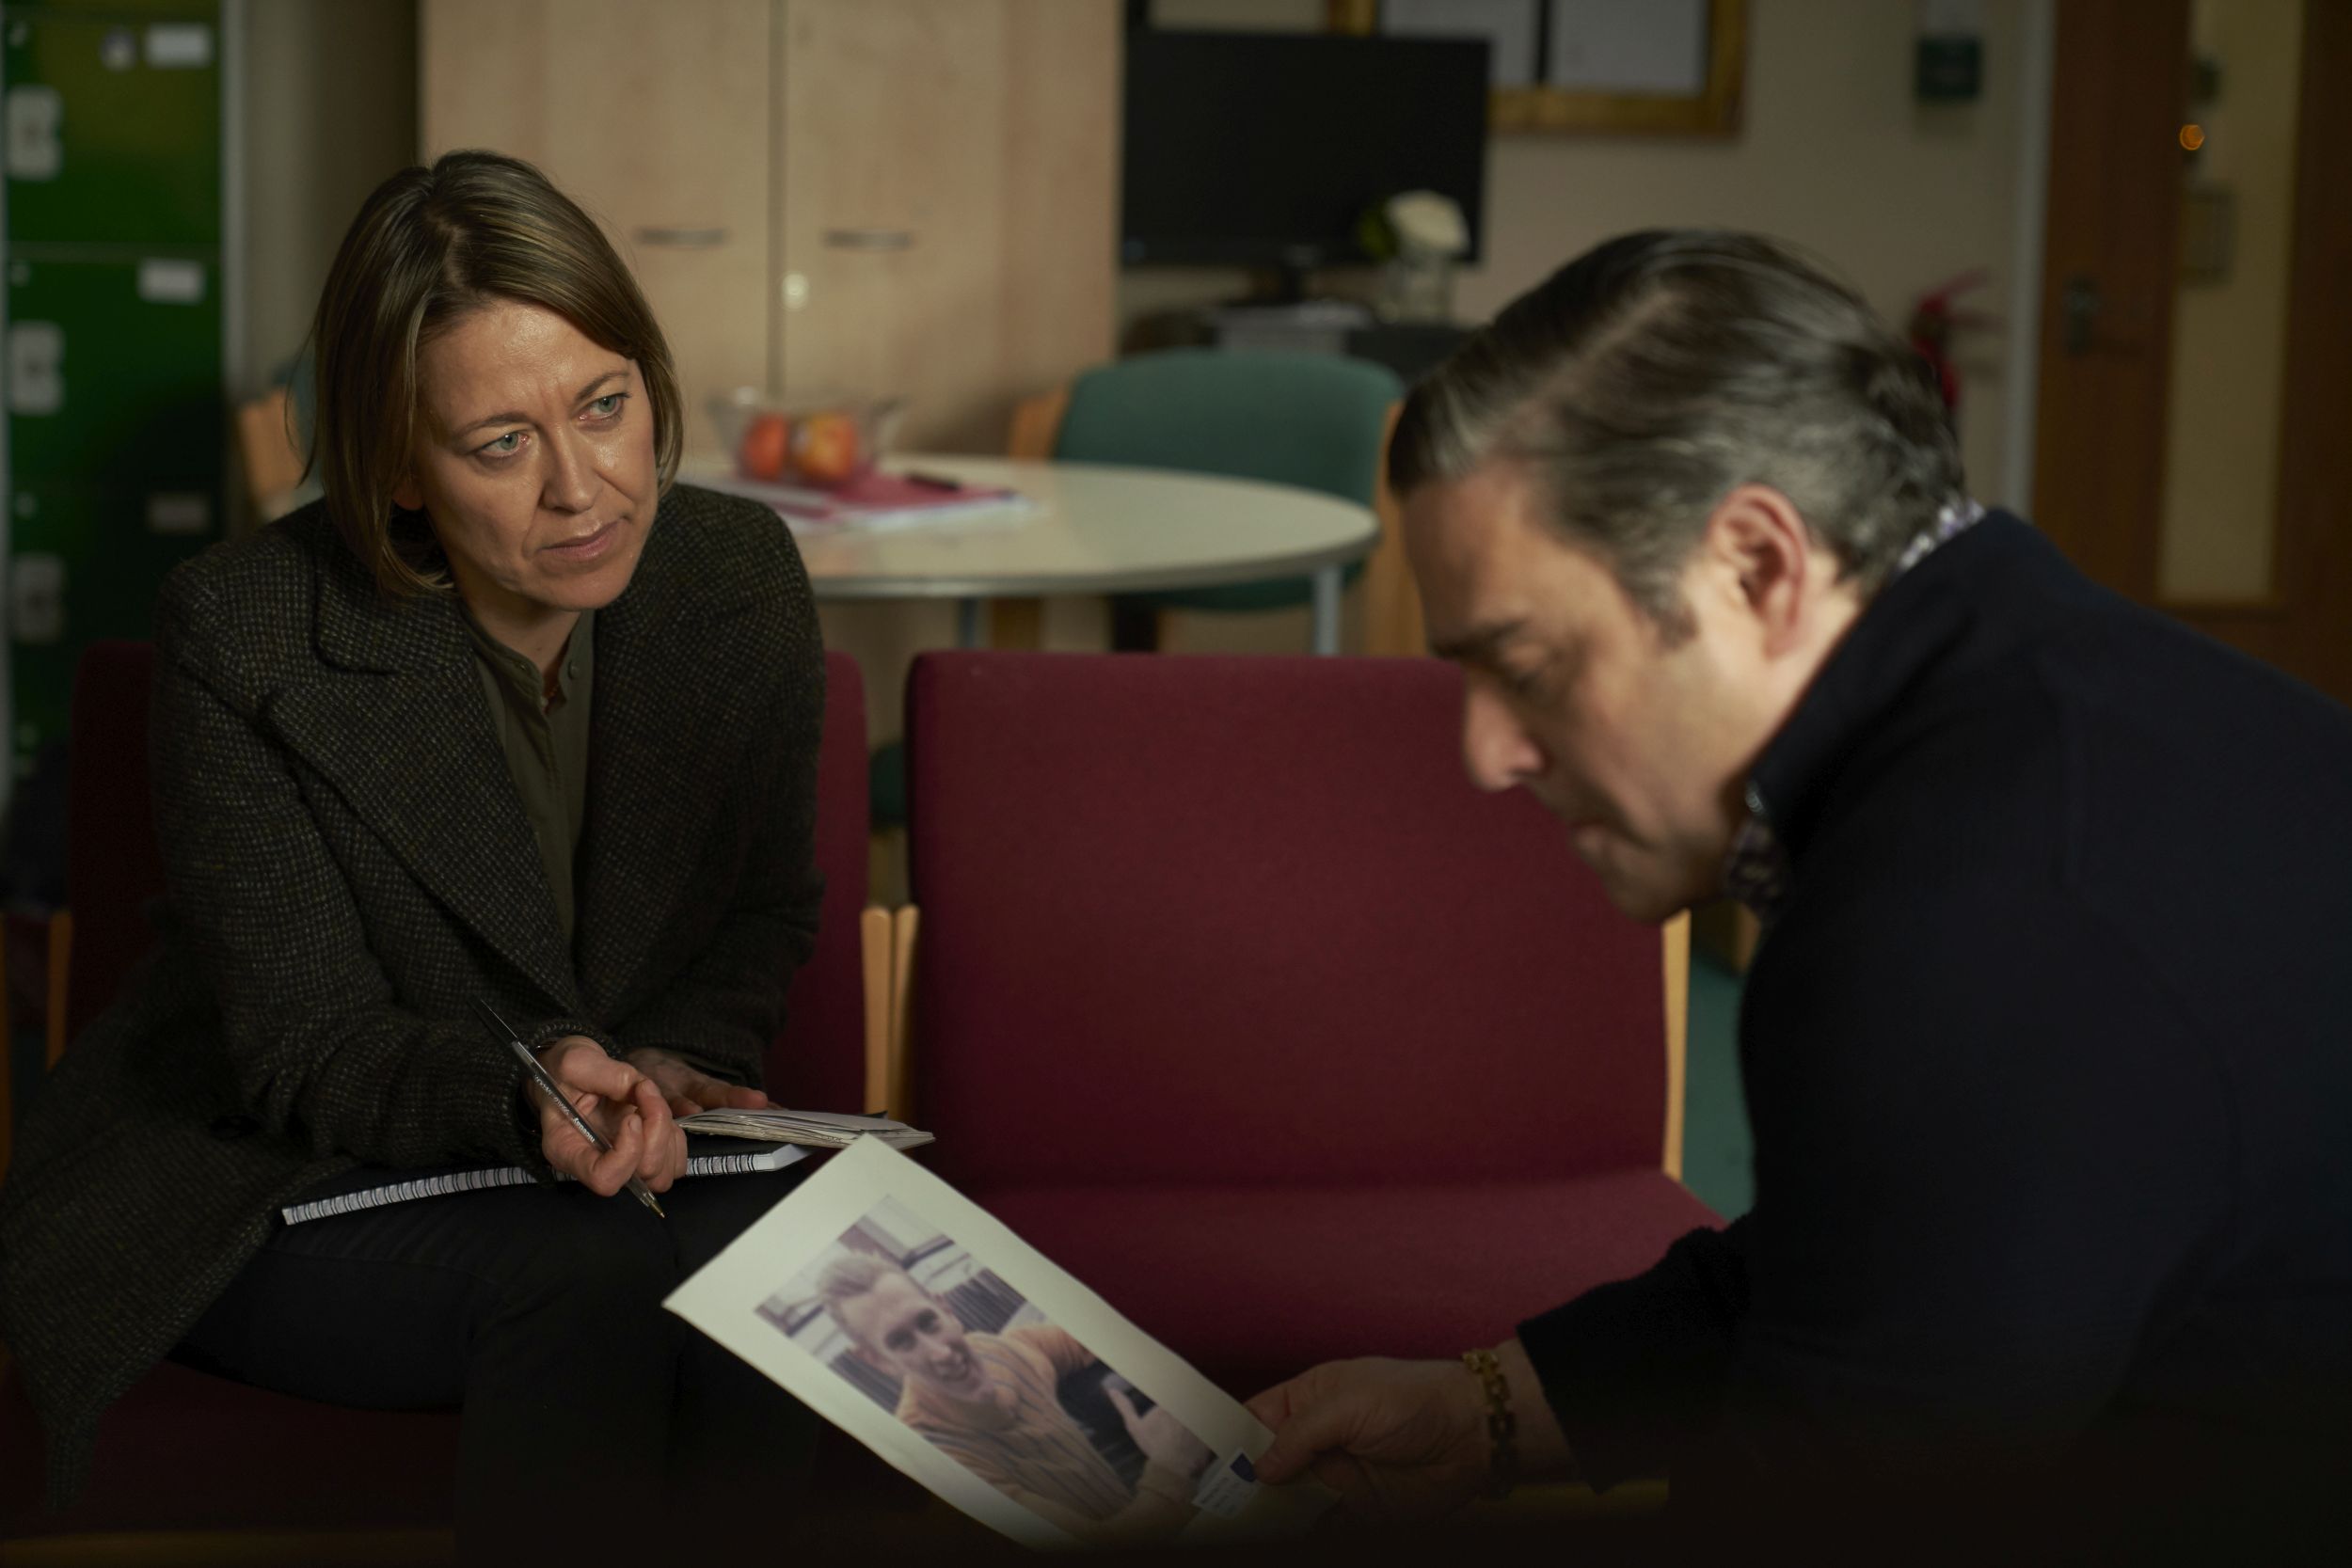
[172,1165,818,1558]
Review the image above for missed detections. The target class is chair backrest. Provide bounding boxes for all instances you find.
[1054,348,1403,507]
[63,641,871,1111]
[236,388,307,518]
[65,641,166,1045]
[905,652,1667,1190]
[769,649,871,1111]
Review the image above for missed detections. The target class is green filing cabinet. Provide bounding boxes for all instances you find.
[4,0,224,791]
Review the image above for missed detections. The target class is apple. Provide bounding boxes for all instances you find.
[792,411,863,486]
[738,412,790,482]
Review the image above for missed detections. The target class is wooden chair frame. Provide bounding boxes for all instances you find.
[0,911,74,1188]
[1,923,9,1185]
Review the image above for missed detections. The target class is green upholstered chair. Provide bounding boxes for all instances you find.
[1043,348,1406,648]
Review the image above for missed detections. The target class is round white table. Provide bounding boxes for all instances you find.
[683,453,1381,654]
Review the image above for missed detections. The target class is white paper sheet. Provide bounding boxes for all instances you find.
[666,1135,1336,1549]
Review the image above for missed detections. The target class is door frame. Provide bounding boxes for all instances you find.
[2032,0,2352,707]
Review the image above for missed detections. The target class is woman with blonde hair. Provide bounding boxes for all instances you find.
[0,150,825,1552]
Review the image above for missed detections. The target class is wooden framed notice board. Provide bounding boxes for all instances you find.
[1328,0,1746,136]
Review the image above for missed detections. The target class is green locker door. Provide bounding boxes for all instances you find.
[6,483,214,778]
[3,0,221,785]
[3,5,220,248]
[7,253,220,484]
[6,253,220,761]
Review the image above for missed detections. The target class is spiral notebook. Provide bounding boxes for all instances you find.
[278,1135,809,1226]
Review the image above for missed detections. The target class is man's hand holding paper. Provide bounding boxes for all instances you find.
[1248,1339,1574,1521]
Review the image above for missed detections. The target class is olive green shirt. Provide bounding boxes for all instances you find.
[465,610,594,943]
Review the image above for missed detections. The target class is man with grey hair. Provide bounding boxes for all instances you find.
[1247,231,2351,1553]
[816,1253,1213,1544]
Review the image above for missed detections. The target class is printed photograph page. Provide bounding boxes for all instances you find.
[666,1136,1337,1549]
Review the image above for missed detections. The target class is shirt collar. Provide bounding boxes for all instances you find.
[463,608,594,716]
[1721,499,1988,924]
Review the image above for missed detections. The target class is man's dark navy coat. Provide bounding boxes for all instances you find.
[1520,515,2352,1541]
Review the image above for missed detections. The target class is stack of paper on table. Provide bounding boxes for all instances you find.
[700,468,1033,534]
[677,1106,933,1150]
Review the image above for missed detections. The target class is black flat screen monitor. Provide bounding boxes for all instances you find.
[1120,29,1489,272]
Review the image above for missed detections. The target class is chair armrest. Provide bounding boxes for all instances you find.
[887,906,920,1122]
[1662,911,1692,1180]
[237,388,307,508]
[1008,387,1070,461]
[44,910,72,1069]
[1361,403,1425,658]
[0,919,10,1186]
[860,906,893,1113]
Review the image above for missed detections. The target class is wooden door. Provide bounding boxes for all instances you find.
[2032,0,2352,706]
[775,0,1118,453]
[419,0,773,456]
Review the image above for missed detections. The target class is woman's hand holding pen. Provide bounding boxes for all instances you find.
[532,1036,688,1194]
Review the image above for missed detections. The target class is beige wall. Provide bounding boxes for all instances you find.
[232,0,2046,668]
[2158,0,2302,602]
[238,0,419,399]
[1136,0,2034,511]
[234,0,2040,503]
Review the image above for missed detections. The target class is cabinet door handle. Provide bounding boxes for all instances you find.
[823,229,915,251]
[634,226,729,248]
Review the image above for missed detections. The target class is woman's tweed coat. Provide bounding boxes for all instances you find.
[0,484,826,1502]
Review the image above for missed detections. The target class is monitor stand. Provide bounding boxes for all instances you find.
[1214,245,1371,346]
[1258,256,1317,306]
[1210,294,1373,356]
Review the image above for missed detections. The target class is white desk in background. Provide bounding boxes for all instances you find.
[682,453,1380,654]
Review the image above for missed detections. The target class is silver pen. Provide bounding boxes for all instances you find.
[472,1000,666,1218]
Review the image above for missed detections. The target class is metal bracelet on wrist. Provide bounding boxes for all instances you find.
[1461,1348,1518,1498]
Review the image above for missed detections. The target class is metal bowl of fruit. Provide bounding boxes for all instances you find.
[708,389,905,489]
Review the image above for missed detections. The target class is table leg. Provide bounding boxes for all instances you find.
[1311,565,1343,656]
[988,597,1043,651]
[955,598,983,649]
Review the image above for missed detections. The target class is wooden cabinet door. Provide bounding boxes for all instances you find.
[420,0,772,455]
[775,0,1116,453]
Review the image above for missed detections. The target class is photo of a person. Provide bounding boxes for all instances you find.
[761,1206,1216,1544]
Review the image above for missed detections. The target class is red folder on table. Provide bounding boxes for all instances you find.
[704,469,1028,533]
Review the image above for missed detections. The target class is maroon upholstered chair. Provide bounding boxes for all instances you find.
[1,645,875,1543]
[772,650,882,1112]
[903,651,1720,1401]
[58,641,168,1052]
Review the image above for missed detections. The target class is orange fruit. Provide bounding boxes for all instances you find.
[792,411,863,485]
[738,412,790,482]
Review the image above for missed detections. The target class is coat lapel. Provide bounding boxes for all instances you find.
[267,547,582,1012]
[573,514,751,1021]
